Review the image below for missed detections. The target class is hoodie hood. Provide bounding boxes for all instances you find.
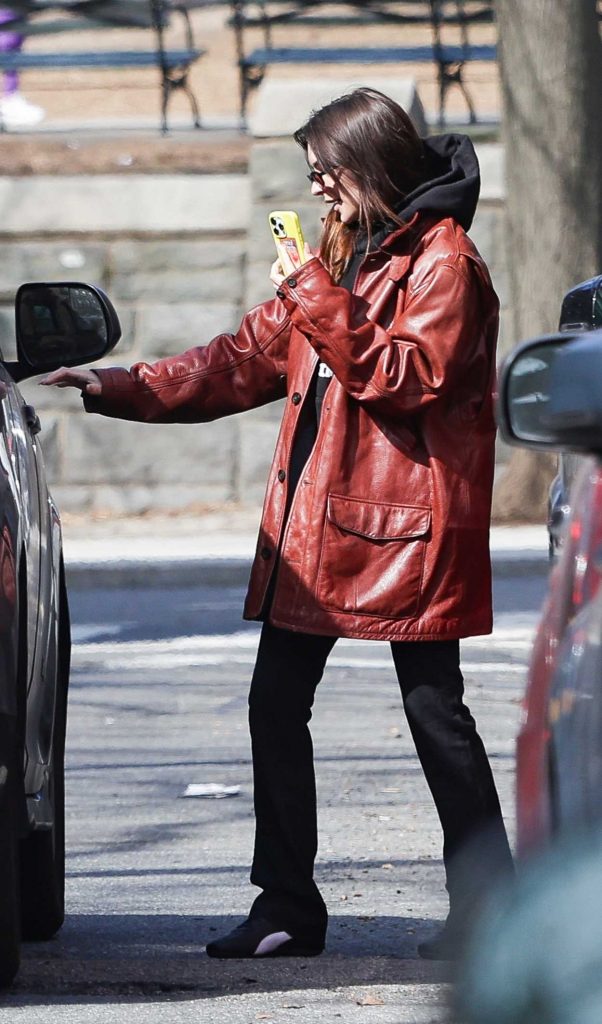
[339,134,482,291]
[399,133,480,232]
[354,133,481,255]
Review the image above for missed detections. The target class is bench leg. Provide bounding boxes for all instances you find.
[160,67,202,134]
[438,61,477,127]
[239,63,267,131]
[437,62,447,129]
[457,70,477,125]
[239,64,248,128]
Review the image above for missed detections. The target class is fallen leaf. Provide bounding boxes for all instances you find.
[356,994,385,1006]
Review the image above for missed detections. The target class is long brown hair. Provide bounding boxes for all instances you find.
[294,88,426,281]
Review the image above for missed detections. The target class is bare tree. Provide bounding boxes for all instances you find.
[493,0,602,521]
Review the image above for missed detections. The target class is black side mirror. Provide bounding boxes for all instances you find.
[559,275,602,332]
[12,282,121,381]
[498,329,602,453]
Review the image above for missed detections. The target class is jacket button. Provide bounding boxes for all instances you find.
[260,546,272,560]
[277,469,286,482]
[279,373,286,383]
[291,392,301,405]
[276,288,286,299]
[288,278,297,288]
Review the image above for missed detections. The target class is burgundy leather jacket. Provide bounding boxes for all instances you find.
[86,212,499,641]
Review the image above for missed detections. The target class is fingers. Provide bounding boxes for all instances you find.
[40,368,101,395]
[270,258,285,290]
[40,368,73,387]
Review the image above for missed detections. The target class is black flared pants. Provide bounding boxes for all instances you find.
[247,622,512,942]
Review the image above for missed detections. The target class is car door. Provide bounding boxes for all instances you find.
[0,365,57,794]
[0,372,20,719]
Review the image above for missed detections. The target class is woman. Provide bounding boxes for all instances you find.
[44,88,513,961]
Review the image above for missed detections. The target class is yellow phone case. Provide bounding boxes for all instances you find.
[268,210,307,276]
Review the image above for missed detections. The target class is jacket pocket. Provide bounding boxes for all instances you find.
[317,494,431,619]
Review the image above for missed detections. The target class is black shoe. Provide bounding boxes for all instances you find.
[417,923,461,961]
[205,917,324,959]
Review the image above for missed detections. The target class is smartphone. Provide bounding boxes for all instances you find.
[268,210,308,276]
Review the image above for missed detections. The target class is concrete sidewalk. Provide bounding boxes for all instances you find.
[61,512,551,589]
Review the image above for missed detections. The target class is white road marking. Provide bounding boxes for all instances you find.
[73,630,260,655]
[73,652,528,673]
[71,623,130,643]
[71,625,536,673]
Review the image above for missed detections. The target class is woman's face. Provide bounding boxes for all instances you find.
[306,144,360,225]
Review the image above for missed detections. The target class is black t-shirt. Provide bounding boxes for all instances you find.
[285,361,330,507]
[286,316,348,503]
[285,226,388,505]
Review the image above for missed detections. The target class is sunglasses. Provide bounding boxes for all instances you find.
[306,168,327,186]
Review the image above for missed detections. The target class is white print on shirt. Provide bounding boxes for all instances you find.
[318,362,334,378]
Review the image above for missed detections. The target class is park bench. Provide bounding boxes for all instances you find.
[230,0,497,127]
[0,0,205,132]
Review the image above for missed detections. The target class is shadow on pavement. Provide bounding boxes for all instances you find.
[10,913,452,1004]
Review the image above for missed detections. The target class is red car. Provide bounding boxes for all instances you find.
[498,276,602,856]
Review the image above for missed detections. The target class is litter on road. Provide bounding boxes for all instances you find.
[181,783,241,799]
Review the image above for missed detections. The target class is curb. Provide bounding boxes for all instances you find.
[64,558,252,591]
[64,551,551,591]
[491,553,550,578]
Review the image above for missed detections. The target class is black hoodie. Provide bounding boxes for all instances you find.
[394,132,480,233]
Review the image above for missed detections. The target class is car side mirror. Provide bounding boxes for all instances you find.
[559,275,602,332]
[12,282,121,381]
[498,329,602,453]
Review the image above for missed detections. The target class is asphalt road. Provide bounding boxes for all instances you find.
[2,568,549,1023]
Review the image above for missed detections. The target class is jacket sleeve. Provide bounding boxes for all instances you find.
[276,254,497,419]
[83,297,292,424]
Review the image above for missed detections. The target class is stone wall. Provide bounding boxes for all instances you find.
[0,174,252,513]
[0,144,509,515]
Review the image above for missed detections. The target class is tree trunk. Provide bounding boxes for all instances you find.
[492,0,602,521]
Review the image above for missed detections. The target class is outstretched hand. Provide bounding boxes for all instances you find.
[40,367,102,395]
